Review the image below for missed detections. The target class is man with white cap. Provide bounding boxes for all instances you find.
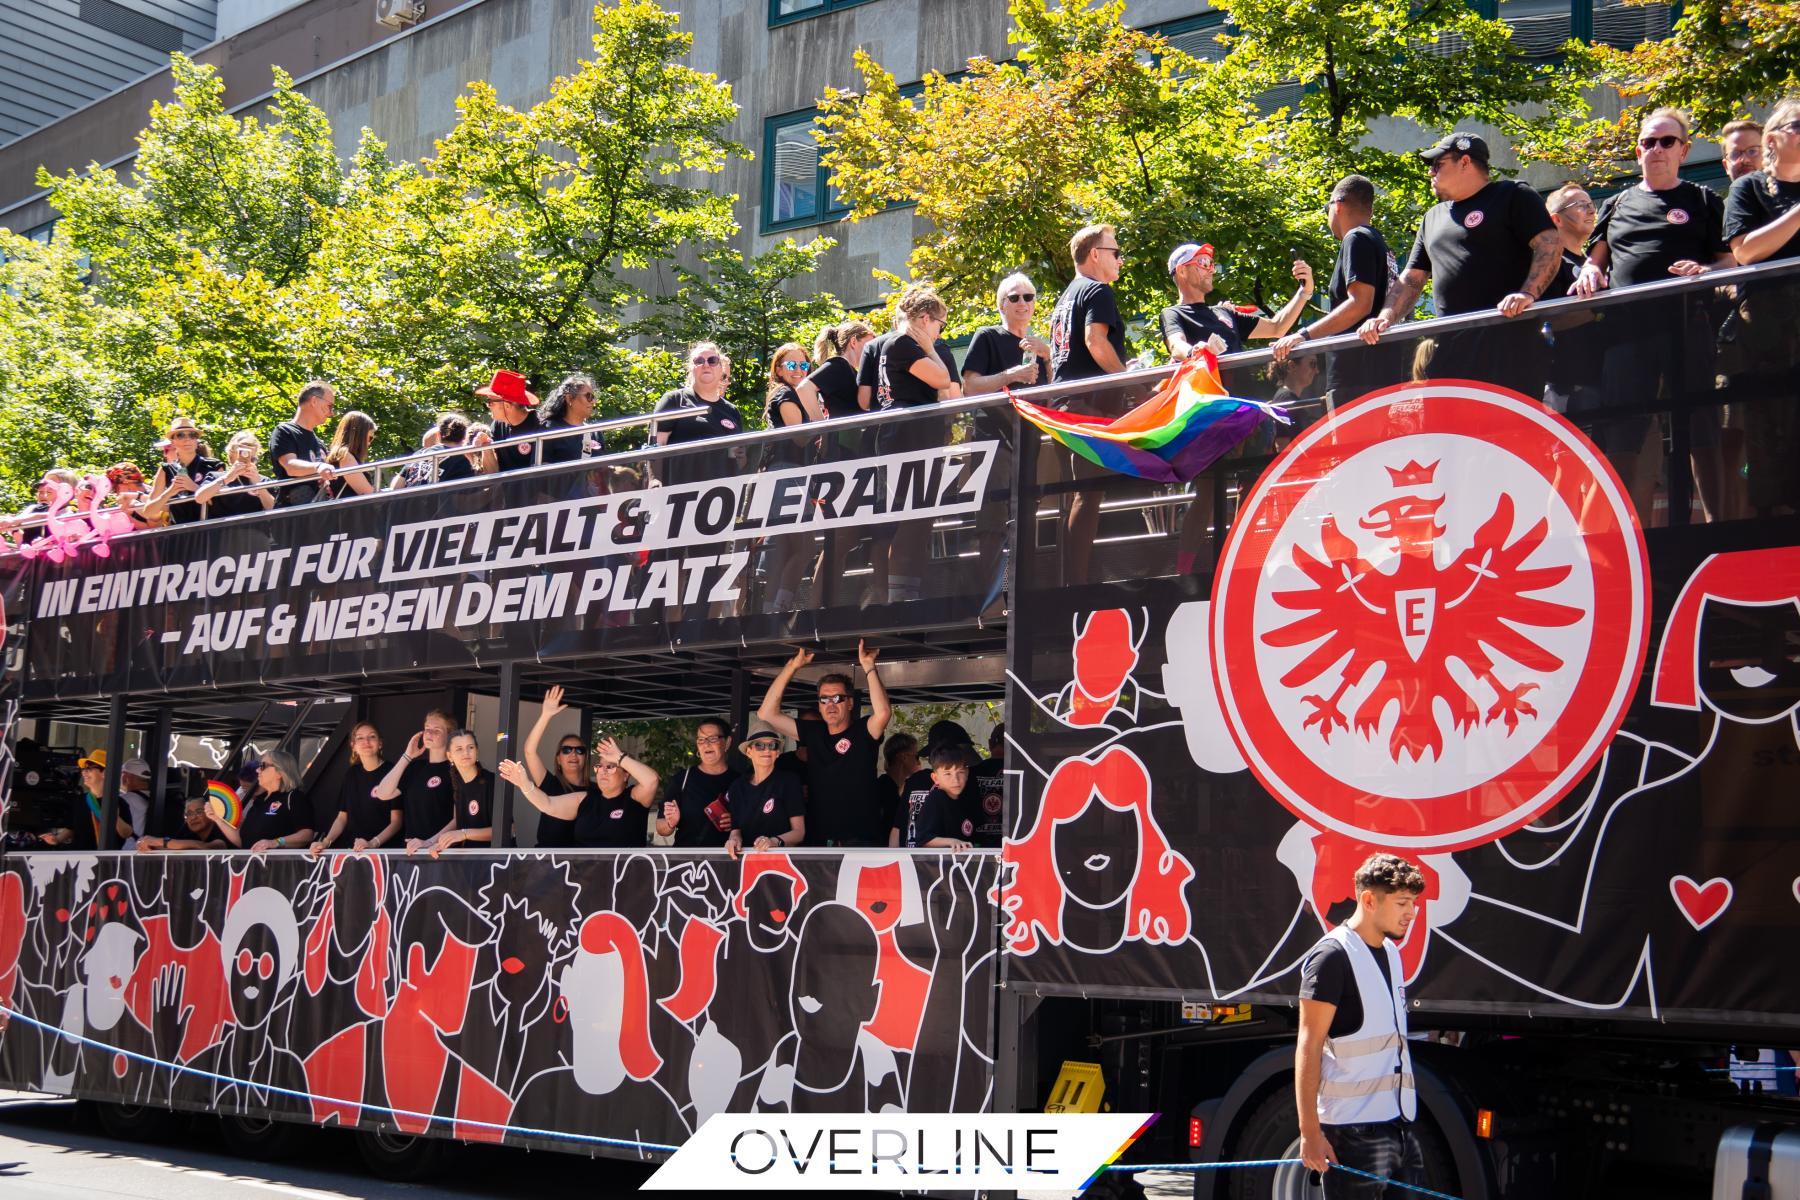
[1160,241,1314,361]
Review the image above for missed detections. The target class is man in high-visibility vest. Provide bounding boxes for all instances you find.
[1297,852,1427,1197]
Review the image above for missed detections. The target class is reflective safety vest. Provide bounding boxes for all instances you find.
[1316,924,1417,1126]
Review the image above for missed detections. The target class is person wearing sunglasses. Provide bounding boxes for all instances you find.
[270,380,339,505]
[798,320,877,421]
[873,286,963,603]
[1574,107,1735,522]
[103,460,168,530]
[516,684,583,847]
[655,716,739,849]
[756,640,891,847]
[537,373,598,466]
[1726,97,1800,268]
[498,733,658,851]
[963,273,1052,398]
[1360,131,1560,399]
[148,416,222,525]
[757,342,820,611]
[649,340,746,488]
[720,721,806,860]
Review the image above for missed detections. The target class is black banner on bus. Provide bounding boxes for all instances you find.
[1001,373,1800,1031]
[0,850,999,1149]
[2,421,1005,698]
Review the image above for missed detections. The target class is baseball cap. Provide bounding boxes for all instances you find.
[1166,242,1215,275]
[77,748,106,770]
[1419,132,1490,167]
[121,757,152,778]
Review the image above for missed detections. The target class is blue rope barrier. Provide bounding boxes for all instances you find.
[0,1003,1466,1196]
[0,1004,678,1155]
[1108,1158,1466,1199]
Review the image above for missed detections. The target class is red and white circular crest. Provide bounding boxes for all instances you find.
[609,808,624,820]
[1462,210,1485,230]
[762,798,775,814]
[427,776,442,789]
[835,737,852,755]
[961,818,974,836]
[1211,382,1648,851]
[1668,208,1690,225]
[468,800,479,815]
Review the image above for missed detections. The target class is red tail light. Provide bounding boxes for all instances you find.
[1188,1116,1205,1147]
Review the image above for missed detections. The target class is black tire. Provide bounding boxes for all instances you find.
[217,1112,309,1161]
[353,1126,454,1182]
[91,1100,174,1142]
[1221,1086,1459,1200]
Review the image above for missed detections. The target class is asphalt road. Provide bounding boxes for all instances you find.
[0,1091,1195,1200]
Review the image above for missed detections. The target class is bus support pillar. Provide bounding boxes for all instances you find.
[146,705,173,840]
[494,660,521,848]
[99,692,127,849]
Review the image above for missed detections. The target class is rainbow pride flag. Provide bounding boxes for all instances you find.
[1011,351,1287,483]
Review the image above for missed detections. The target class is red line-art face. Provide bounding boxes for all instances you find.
[997,745,1194,955]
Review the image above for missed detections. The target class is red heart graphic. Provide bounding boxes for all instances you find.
[1670,875,1732,931]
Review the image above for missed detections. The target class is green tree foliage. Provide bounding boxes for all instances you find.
[0,1,840,507]
[1527,0,1800,173]
[820,0,1595,335]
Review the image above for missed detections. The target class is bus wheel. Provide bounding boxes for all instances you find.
[1223,1088,1459,1200]
[354,1126,453,1182]
[92,1100,174,1142]
[218,1112,308,1161]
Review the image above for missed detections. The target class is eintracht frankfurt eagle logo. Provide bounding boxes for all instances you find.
[1212,383,1649,851]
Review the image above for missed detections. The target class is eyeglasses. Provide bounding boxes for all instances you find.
[692,355,722,367]
[780,360,810,371]
[1639,134,1686,150]
[557,745,587,756]
[817,695,850,705]
[1551,199,1595,215]
[1004,292,1036,304]
[696,735,727,746]
[170,431,199,440]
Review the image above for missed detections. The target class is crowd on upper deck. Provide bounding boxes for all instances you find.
[14,643,1007,857]
[3,104,1797,545]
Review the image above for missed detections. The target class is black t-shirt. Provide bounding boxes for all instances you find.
[531,769,582,848]
[1551,247,1584,300]
[797,718,883,845]
[239,789,308,847]
[897,785,970,848]
[875,774,903,839]
[1591,180,1727,288]
[1724,172,1800,263]
[207,474,266,520]
[764,383,812,469]
[964,324,1048,390]
[451,768,494,835]
[727,770,805,843]
[1330,225,1394,320]
[860,335,961,398]
[805,356,862,419]
[1050,276,1127,382]
[163,456,223,524]
[339,761,398,842]
[877,333,944,410]
[489,412,546,473]
[964,756,1006,848]
[399,756,454,840]
[572,784,648,849]
[537,420,594,466]
[1158,301,1260,357]
[438,452,478,483]
[652,389,745,485]
[666,764,738,849]
[269,422,327,506]
[1298,934,1395,1041]
[1405,179,1556,315]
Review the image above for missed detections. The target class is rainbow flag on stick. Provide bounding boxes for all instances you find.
[1011,351,1287,483]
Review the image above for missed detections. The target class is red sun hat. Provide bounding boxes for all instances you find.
[474,369,538,409]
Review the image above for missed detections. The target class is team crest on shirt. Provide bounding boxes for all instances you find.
[427,776,442,788]
[1668,208,1691,225]
[961,819,974,837]
[609,808,624,820]
[762,799,775,814]
[721,418,738,430]
[836,738,852,754]
[267,801,282,814]
[983,791,1002,815]
[1462,210,1485,230]
[468,800,480,816]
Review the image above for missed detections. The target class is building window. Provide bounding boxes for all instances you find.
[762,111,847,232]
[769,0,879,28]
[1149,12,1230,66]
[1474,0,1676,54]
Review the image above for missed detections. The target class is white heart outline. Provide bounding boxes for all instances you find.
[1669,874,1733,931]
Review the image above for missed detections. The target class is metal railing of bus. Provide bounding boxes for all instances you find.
[3,255,1795,548]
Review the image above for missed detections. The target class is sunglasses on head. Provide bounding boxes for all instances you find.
[692,355,722,367]
[1005,292,1036,304]
[1639,134,1685,150]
